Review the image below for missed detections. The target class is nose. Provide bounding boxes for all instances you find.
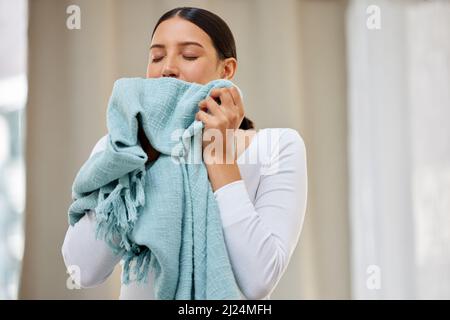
[162,70,177,78]
[162,57,179,78]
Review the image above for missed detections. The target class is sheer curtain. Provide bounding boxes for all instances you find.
[0,0,28,300]
[347,0,450,299]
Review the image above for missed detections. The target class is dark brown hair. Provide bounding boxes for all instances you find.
[152,7,255,130]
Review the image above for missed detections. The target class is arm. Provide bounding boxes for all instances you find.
[62,135,123,288]
[213,129,308,299]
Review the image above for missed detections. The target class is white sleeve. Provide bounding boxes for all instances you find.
[61,134,123,288]
[213,128,308,299]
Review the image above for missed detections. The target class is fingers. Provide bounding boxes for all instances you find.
[229,86,242,107]
[197,86,244,126]
[195,109,212,123]
[209,87,236,106]
[207,88,238,119]
[220,88,235,107]
[199,95,224,117]
[198,100,208,112]
[232,87,244,119]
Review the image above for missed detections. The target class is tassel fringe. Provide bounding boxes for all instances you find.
[94,166,151,283]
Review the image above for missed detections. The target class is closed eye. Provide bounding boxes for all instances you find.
[152,57,163,63]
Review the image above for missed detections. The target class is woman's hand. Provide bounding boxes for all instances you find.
[195,86,245,164]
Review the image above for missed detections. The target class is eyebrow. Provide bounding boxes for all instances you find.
[149,41,204,50]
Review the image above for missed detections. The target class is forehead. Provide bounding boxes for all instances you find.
[151,16,214,48]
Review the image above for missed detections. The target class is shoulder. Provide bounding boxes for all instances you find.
[89,134,108,158]
[253,128,306,176]
[257,128,306,157]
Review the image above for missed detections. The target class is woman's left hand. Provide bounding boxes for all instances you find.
[195,86,245,164]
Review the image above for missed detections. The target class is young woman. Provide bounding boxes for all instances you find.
[62,7,307,300]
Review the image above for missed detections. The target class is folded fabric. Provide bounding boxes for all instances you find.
[68,77,242,300]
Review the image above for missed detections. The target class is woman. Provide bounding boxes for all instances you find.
[62,7,307,300]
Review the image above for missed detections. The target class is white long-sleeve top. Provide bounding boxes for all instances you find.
[62,128,307,300]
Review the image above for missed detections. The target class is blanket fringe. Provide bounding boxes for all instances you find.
[94,167,150,283]
[122,245,152,284]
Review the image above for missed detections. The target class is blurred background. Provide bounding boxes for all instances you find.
[0,0,449,299]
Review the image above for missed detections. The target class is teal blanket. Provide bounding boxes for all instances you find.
[68,77,241,300]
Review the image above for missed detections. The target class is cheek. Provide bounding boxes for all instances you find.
[146,62,159,78]
[182,60,219,83]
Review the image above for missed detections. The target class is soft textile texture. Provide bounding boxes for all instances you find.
[68,77,241,300]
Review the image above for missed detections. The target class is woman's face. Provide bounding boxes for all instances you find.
[146,16,236,84]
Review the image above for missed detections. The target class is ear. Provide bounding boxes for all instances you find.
[220,57,237,80]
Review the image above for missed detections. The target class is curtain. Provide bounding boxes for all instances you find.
[347,0,450,299]
[0,0,28,300]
